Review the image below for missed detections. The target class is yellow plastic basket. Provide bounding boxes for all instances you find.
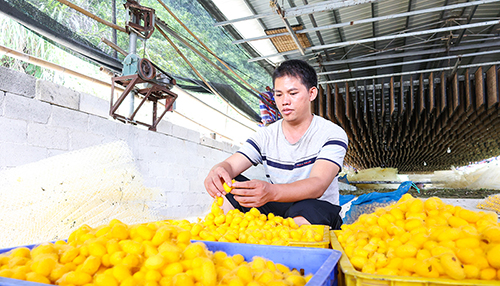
[288,225,330,248]
[330,230,500,286]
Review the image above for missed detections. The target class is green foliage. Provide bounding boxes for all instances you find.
[0,13,114,99]
[0,15,53,79]
[24,63,44,78]
[4,0,272,113]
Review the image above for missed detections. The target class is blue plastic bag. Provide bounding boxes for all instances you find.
[339,194,356,206]
[342,181,419,224]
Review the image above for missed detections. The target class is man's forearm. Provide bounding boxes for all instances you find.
[271,176,328,202]
[211,161,237,179]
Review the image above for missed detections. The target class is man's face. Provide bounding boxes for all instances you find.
[274,75,317,123]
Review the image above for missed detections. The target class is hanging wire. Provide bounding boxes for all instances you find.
[156,1,269,90]
[161,24,261,108]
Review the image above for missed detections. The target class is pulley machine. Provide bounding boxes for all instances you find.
[110,0,177,131]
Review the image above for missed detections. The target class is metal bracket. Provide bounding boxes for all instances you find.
[124,0,155,39]
[110,59,177,131]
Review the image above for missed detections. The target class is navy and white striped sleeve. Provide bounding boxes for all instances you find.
[317,129,348,172]
[236,132,264,166]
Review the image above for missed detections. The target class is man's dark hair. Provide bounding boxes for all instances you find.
[272,59,317,90]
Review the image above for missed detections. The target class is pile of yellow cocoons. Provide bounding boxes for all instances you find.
[336,193,500,281]
[188,198,325,245]
[0,219,313,286]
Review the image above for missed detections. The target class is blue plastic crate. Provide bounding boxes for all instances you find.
[200,241,341,286]
[0,243,52,286]
[0,241,341,286]
[0,278,45,286]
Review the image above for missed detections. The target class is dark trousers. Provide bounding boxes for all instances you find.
[226,175,343,230]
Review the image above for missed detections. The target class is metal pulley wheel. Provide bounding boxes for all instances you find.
[138,58,156,80]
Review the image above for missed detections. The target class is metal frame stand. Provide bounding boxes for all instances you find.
[110,73,177,131]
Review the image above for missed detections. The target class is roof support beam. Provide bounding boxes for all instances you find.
[317,49,500,75]
[319,61,500,84]
[371,2,378,76]
[299,0,334,83]
[214,12,274,27]
[301,0,329,59]
[332,8,353,78]
[316,40,500,66]
[311,20,500,50]
[467,10,500,72]
[424,1,452,71]
[453,5,477,46]
[249,20,500,61]
[273,1,305,55]
[231,0,499,45]
[301,0,498,33]
[350,20,445,57]
[399,0,414,73]
[215,0,377,27]
[441,4,478,71]
[371,2,378,49]
[284,0,378,17]
[404,0,413,37]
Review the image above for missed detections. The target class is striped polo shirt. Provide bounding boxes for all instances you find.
[237,115,348,205]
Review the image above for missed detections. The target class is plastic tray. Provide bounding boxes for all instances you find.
[330,230,500,286]
[201,241,341,286]
[0,240,342,286]
[288,225,330,248]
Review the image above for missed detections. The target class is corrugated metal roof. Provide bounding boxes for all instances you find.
[200,0,500,78]
[197,0,500,171]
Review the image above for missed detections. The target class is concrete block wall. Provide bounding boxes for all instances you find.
[0,66,265,219]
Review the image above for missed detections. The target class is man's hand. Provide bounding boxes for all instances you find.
[204,165,233,198]
[231,180,276,208]
[203,153,253,198]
